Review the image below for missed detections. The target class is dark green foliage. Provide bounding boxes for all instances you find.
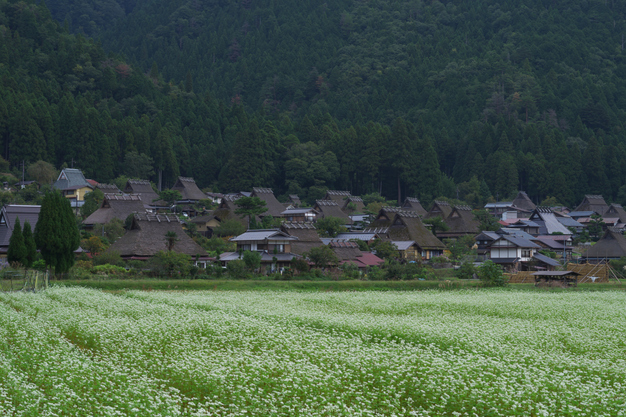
[93,250,123,266]
[159,190,182,206]
[369,240,398,260]
[456,262,477,280]
[290,258,310,274]
[7,218,26,266]
[34,191,80,274]
[149,250,191,277]
[423,216,449,235]
[446,236,477,262]
[475,210,501,232]
[226,259,247,279]
[478,260,507,287]
[305,245,339,269]
[80,188,105,218]
[242,250,261,272]
[213,219,245,237]
[234,197,268,229]
[315,217,347,238]
[22,221,37,267]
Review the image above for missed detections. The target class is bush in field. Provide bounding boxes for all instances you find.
[365,266,386,281]
[478,260,507,287]
[340,262,360,280]
[242,250,262,272]
[456,261,477,280]
[149,250,191,278]
[291,258,310,274]
[93,264,127,276]
[94,250,123,266]
[226,259,247,279]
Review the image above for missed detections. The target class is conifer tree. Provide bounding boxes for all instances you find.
[22,221,36,267]
[7,217,26,266]
[35,191,80,274]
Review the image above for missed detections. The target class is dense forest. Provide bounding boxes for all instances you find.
[2,0,626,208]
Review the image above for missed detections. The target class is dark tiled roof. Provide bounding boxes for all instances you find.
[53,169,91,191]
[0,205,41,249]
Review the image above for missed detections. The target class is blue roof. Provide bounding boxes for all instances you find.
[567,211,595,218]
[533,253,561,267]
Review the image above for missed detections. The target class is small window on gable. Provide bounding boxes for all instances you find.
[0,215,5,226]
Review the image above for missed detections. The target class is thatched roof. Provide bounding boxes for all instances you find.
[96,183,121,193]
[330,241,362,262]
[511,191,536,211]
[107,213,208,258]
[574,195,609,216]
[386,212,446,250]
[172,177,206,201]
[83,194,145,226]
[581,228,626,260]
[369,207,405,228]
[342,196,365,213]
[280,222,323,255]
[124,180,160,204]
[442,206,480,236]
[324,190,351,204]
[251,187,286,217]
[313,200,353,224]
[214,195,247,228]
[604,204,626,223]
[427,200,453,219]
[289,195,302,207]
[401,197,427,216]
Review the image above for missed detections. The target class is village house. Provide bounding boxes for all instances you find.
[171,177,207,204]
[221,229,300,273]
[123,179,161,206]
[528,207,572,235]
[581,228,626,263]
[281,207,319,222]
[83,194,146,229]
[327,241,384,269]
[106,213,210,267]
[189,213,221,237]
[486,234,541,272]
[426,200,453,219]
[437,205,480,239]
[0,205,40,257]
[574,195,609,216]
[280,222,323,255]
[250,187,286,218]
[312,200,353,224]
[401,197,427,216]
[53,168,93,209]
[213,194,248,228]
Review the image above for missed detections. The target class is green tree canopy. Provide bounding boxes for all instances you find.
[315,216,348,238]
[22,220,37,267]
[7,217,26,266]
[305,245,339,269]
[234,197,268,229]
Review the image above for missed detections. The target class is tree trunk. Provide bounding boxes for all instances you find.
[397,176,401,205]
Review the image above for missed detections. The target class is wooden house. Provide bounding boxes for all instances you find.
[581,228,626,262]
[574,195,609,216]
[510,191,536,213]
[189,212,221,237]
[171,177,206,203]
[327,241,384,269]
[392,241,422,261]
[280,222,323,255]
[401,197,427,216]
[313,200,353,224]
[251,187,287,218]
[83,194,145,228]
[288,194,302,207]
[53,168,93,209]
[124,179,160,205]
[528,207,572,235]
[603,203,626,229]
[487,234,541,272]
[324,190,351,204]
[0,205,40,257]
[107,213,210,266]
[221,229,300,273]
[426,200,453,219]
[438,205,480,239]
[96,183,122,194]
[213,194,248,228]
[281,207,319,222]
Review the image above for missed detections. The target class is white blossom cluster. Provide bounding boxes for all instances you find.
[0,287,625,416]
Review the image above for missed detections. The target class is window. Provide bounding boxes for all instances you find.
[521,249,531,258]
[275,244,285,253]
[240,244,251,251]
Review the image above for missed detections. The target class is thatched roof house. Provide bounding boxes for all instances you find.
[581,228,626,262]
[511,191,536,212]
[439,206,480,238]
[124,179,160,205]
[327,241,384,268]
[251,187,286,217]
[214,194,248,228]
[0,205,40,255]
[574,195,609,216]
[604,203,626,224]
[83,194,145,227]
[280,222,323,255]
[368,207,405,228]
[107,213,208,260]
[401,197,427,216]
[171,177,206,201]
[289,195,302,207]
[96,183,122,194]
[313,200,353,224]
[324,190,351,204]
[426,200,453,219]
[342,196,365,213]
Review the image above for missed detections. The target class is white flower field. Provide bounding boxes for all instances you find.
[0,288,625,416]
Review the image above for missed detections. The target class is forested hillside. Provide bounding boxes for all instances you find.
[5,0,626,207]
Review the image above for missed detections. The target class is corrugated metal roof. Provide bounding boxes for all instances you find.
[532,253,561,267]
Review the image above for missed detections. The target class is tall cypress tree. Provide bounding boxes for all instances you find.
[22,220,37,267]
[7,217,26,266]
[34,191,80,275]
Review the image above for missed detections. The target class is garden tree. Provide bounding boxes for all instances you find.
[22,221,36,267]
[83,236,105,256]
[242,250,262,272]
[305,245,339,269]
[445,235,477,261]
[27,160,57,186]
[369,240,398,260]
[123,151,155,180]
[478,260,507,287]
[234,197,268,229]
[7,217,26,266]
[150,250,191,277]
[213,219,245,237]
[80,188,105,218]
[34,191,80,274]
[587,214,605,240]
[102,219,126,243]
[422,216,449,235]
[455,261,477,280]
[475,210,501,232]
[165,231,179,251]
[315,216,348,238]
[159,190,182,206]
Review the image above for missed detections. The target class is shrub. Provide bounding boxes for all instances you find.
[456,262,477,280]
[93,264,127,276]
[339,262,360,280]
[365,266,386,281]
[32,259,47,271]
[93,250,123,266]
[478,260,507,287]
[291,258,310,274]
[148,251,191,278]
[226,259,247,279]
